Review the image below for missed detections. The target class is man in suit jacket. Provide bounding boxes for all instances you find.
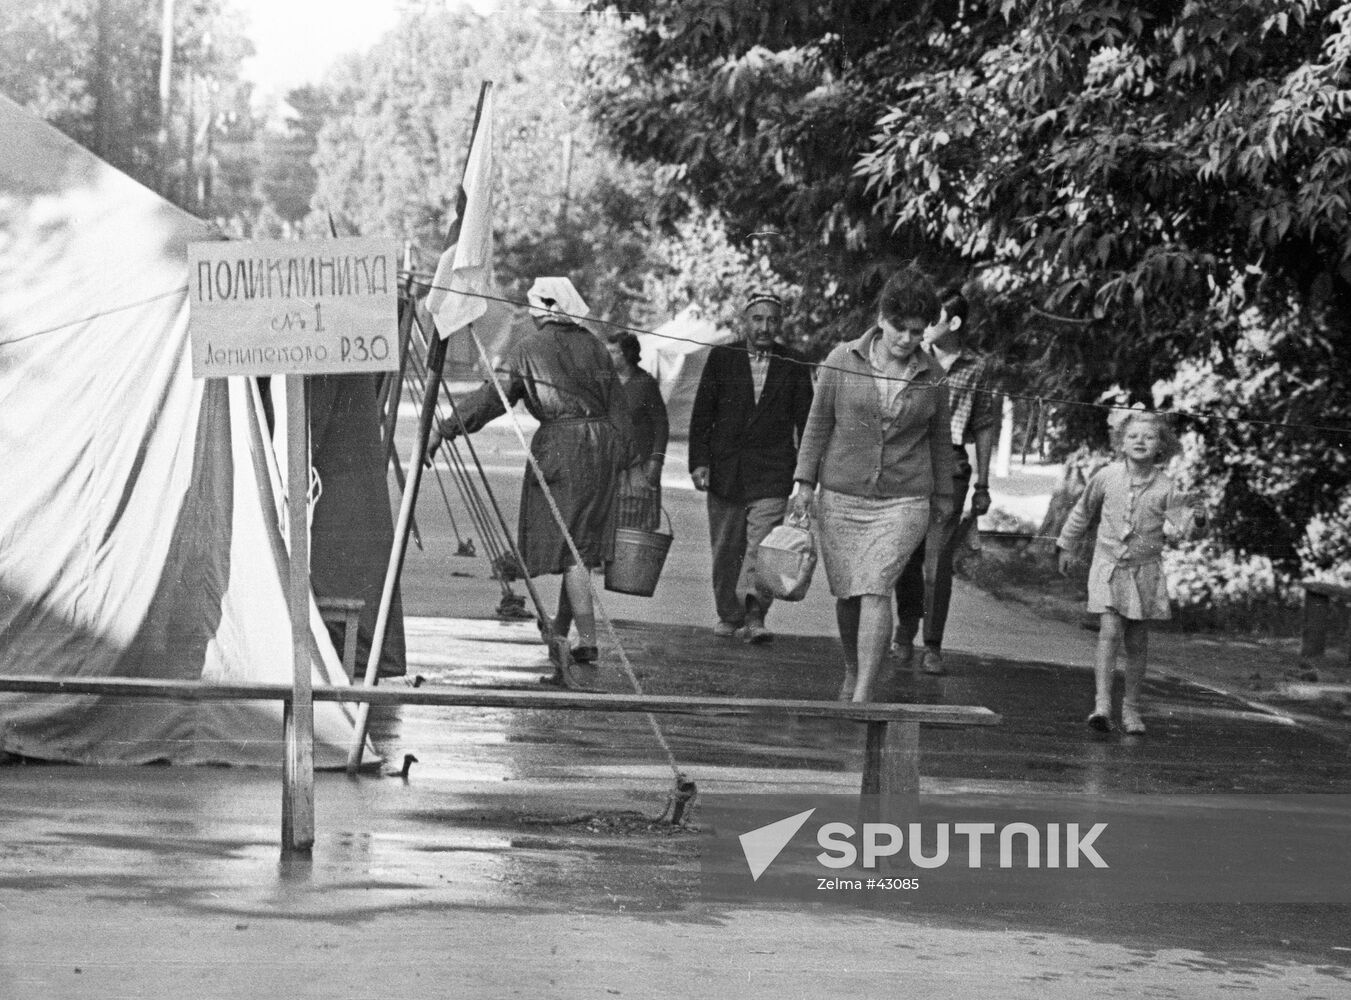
[689,292,814,642]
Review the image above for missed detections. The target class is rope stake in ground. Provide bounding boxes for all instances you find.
[465,324,687,787]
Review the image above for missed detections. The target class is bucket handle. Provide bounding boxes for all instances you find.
[657,505,674,539]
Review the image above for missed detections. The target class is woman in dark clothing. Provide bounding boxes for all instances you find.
[428,278,635,672]
[607,332,668,532]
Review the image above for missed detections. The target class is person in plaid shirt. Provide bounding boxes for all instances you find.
[892,287,1001,674]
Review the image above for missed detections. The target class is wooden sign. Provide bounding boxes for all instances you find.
[188,237,400,377]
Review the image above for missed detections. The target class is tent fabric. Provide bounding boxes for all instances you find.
[634,306,738,440]
[0,94,367,767]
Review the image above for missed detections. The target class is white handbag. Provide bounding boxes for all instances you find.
[755,510,817,601]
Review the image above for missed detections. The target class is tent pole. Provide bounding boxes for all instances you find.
[347,81,491,773]
[282,375,315,852]
[382,272,416,465]
[346,333,447,774]
[440,382,553,627]
[381,284,424,549]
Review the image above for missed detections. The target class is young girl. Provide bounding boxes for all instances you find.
[1056,409,1199,735]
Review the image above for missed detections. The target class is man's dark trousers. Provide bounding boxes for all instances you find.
[895,445,972,649]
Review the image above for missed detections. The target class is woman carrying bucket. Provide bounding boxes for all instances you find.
[607,332,668,533]
[427,277,638,677]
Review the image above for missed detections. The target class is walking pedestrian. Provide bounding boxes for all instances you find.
[689,291,814,643]
[791,268,955,701]
[607,332,668,532]
[892,287,1001,675]
[1056,409,1201,734]
[427,277,637,682]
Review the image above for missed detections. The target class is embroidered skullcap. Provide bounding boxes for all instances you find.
[527,277,590,325]
[744,290,783,311]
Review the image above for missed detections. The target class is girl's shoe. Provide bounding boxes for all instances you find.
[1086,709,1112,732]
[1121,704,1146,735]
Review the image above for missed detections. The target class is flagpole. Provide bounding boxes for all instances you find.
[347,81,493,774]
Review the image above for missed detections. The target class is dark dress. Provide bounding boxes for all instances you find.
[450,320,634,575]
[614,367,669,531]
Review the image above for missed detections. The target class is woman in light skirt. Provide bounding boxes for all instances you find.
[790,269,955,700]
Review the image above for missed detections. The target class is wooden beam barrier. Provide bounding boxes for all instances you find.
[0,675,1000,839]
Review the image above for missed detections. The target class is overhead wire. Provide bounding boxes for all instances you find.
[403,274,1351,442]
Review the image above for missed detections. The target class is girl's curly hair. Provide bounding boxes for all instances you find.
[1109,408,1182,464]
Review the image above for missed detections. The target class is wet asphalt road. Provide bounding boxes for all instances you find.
[4,616,1350,997]
[4,422,1351,997]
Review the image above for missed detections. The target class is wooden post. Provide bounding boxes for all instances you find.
[1300,587,1331,661]
[861,720,919,796]
[994,396,1014,478]
[860,720,919,840]
[282,375,315,853]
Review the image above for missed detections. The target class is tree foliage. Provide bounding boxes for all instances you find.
[308,3,662,325]
[584,0,1351,566]
[0,0,255,213]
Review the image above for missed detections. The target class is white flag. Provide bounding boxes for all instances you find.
[427,86,494,338]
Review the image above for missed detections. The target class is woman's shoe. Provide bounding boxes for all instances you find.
[1121,704,1146,735]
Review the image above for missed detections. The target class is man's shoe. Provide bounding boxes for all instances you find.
[742,622,773,644]
[921,648,945,675]
[570,645,599,664]
[713,620,743,639]
[890,643,915,669]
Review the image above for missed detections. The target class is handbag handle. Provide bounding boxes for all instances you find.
[785,505,811,530]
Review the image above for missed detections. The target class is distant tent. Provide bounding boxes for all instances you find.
[634,307,737,439]
[0,93,368,766]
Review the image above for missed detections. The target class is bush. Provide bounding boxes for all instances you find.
[1162,540,1299,632]
[1298,489,1351,587]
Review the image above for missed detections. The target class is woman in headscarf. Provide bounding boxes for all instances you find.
[428,278,636,680]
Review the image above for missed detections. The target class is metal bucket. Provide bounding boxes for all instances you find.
[605,510,673,597]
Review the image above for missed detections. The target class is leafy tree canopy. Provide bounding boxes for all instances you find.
[308,2,666,324]
[584,0,1351,345]
[0,0,255,210]
[583,0,1351,565]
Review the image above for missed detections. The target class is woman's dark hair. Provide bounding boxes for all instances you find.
[877,268,941,326]
[608,331,641,367]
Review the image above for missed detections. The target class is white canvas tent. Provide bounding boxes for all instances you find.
[0,94,367,766]
[634,306,737,439]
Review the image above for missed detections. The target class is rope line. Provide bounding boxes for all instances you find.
[4,286,189,344]
[408,277,1351,441]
